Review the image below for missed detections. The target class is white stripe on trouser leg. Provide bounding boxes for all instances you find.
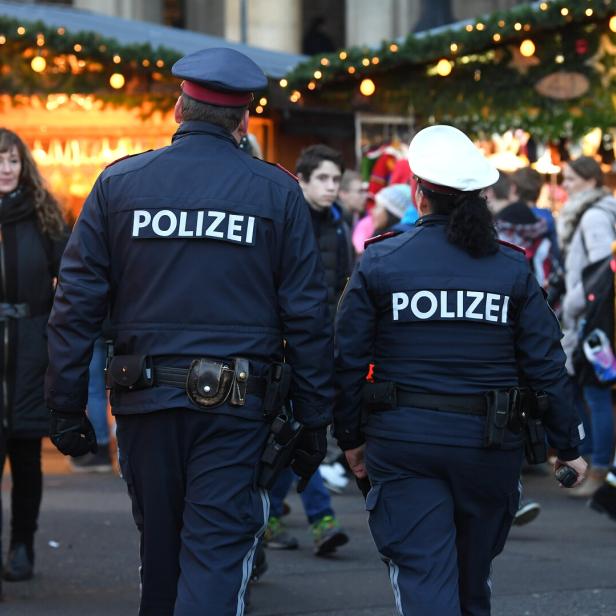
[235,488,270,616]
[387,559,405,616]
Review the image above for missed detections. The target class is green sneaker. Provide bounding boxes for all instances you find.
[263,516,299,550]
[311,515,349,556]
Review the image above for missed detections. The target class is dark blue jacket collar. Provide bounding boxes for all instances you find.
[172,121,238,147]
[416,214,449,227]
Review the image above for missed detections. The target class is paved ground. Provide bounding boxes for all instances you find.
[1,441,615,615]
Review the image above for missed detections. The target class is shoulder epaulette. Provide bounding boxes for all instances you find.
[497,239,526,255]
[364,230,400,249]
[105,150,153,169]
[273,162,299,182]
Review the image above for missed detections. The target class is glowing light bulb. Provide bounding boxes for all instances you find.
[359,78,376,96]
[31,56,46,73]
[519,39,536,57]
[436,59,452,77]
[109,73,125,89]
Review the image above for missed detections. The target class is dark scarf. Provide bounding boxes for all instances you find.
[0,186,36,225]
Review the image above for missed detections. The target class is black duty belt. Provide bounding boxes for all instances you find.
[154,365,267,397]
[0,302,30,320]
[396,390,488,416]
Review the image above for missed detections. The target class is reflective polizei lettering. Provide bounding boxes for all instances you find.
[131,209,257,245]
[391,290,511,325]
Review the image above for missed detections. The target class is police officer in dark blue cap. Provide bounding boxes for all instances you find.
[334,125,587,616]
[45,47,333,616]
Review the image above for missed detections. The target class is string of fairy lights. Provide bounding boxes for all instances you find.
[282,0,616,106]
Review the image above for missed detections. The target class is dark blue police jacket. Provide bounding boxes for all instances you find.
[334,215,582,457]
[45,121,334,428]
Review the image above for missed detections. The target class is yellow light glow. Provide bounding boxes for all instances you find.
[476,23,485,31]
[493,33,501,42]
[519,39,536,57]
[259,97,267,106]
[73,43,82,52]
[359,78,376,96]
[109,73,125,89]
[555,54,565,64]
[320,57,329,66]
[36,34,45,46]
[113,54,121,64]
[255,105,263,114]
[307,81,316,90]
[389,43,398,52]
[314,70,322,79]
[372,56,379,64]
[362,58,370,66]
[57,27,65,35]
[539,2,548,11]
[142,59,150,67]
[279,78,288,88]
[17,26,25,35]
[514,22,522,31]
[156,59,164,68]
[498,20,505,28]
[610,16,616,33]
[31,56,46,73]
[348,66,356,74]
[465,25,473,32]
[436,59,452,77]
[585,9,593,17]
[291,90,301,100]
[561,8,569,17]
[450,43,458,52]
[339,50,348,60]
[0,36,6,45]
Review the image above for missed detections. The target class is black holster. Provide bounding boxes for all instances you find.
[257,412,303,489]
[520,390,548,465]
[106,354,153,391]
[484,389,515,448]
[262,363,292,419]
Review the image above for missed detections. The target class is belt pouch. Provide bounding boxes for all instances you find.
[186,358,233,408]
[109,355,153,390]
[361,381,397,413]
[230,358,250,406]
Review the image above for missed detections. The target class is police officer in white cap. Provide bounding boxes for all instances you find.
[334,125,587,615]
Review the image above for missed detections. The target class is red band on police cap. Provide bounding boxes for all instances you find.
[181,80,252,106]
[416,177,462,195]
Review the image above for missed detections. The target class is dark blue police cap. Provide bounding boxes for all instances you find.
[172,47,267,107]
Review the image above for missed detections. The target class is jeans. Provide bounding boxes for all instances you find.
[583,384,614,468]
[269,467,334,524]
[87,337,110,446]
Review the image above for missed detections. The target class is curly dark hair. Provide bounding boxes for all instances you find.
[422,186,498,257]
[0,128,65,238]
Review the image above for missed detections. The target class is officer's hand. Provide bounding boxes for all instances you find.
[291,427,327,493]
[344,445,367,480]
[554,456,587,487]
[50,410,98,457]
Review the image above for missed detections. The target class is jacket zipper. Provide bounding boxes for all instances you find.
[0,224,9,429]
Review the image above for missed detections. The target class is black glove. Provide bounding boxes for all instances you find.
[49,410,98,457]
[291,426,327,493]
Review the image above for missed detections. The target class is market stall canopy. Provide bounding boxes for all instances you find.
[0,0,305,78]
[283,0,616,140]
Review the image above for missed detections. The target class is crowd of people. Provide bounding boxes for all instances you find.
[0,45,614,615]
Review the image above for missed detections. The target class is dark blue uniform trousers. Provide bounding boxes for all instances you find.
[365,438,523,616]
[116,408,270,616]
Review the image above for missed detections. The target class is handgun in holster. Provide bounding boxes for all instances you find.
[257,411,303,489]
[521,390,548,465]
[262,363,292,419]
[484,389,514,448]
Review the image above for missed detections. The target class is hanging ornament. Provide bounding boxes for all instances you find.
[586,35,616,87]
[508,45,540,74]
[575,39,589,55]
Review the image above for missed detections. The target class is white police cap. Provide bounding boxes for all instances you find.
[408,125,499,192]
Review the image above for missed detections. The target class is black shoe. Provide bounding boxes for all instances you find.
[250,544,267,583]
[70,448,113,473]
[589,482,616,521]
[3,544,34,582]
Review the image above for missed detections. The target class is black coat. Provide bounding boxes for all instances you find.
[0,190,67,437]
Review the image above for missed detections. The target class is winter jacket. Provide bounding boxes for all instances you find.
[0,187,67,437]
[561,192,616,374]
[309,203,352,321]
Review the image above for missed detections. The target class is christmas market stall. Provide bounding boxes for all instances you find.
[283,0,616,198]
[0,1,314,217]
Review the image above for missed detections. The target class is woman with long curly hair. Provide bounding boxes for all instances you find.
[0,128,68,595]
